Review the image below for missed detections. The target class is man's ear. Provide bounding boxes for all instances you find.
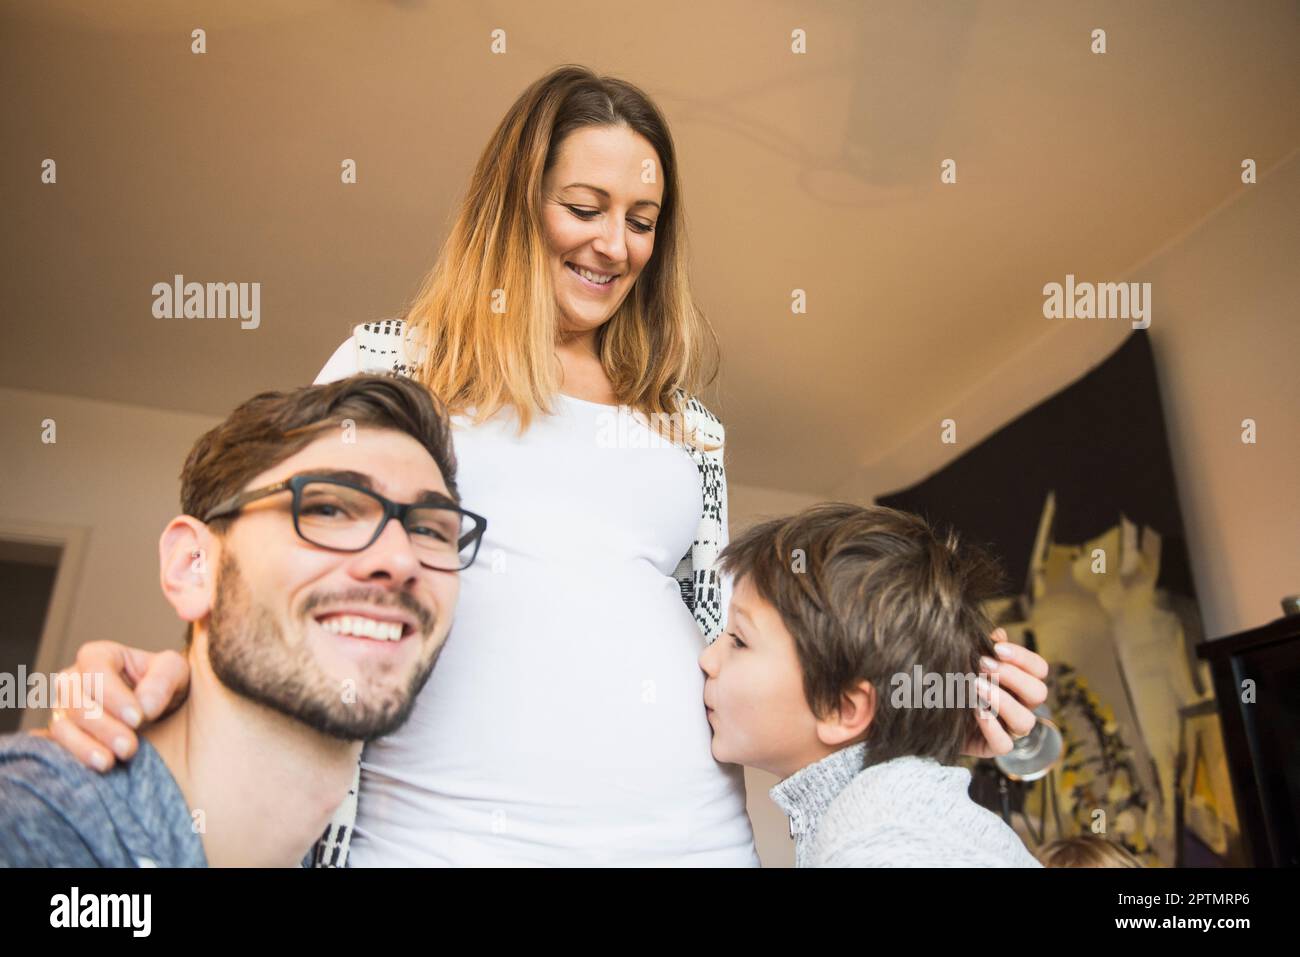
[160,517,217,628]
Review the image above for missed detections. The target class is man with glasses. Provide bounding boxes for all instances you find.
[0,374,484,867]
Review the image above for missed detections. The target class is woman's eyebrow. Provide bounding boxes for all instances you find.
[563,182,660,210]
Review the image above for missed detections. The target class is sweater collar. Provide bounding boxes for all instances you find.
[768,742,869,840]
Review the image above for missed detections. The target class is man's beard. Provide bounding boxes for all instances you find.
[206,550,442,742]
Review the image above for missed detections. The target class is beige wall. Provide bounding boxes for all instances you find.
[1,388,222,728]
[831,151,1300,643]
[1139,153,1300,638]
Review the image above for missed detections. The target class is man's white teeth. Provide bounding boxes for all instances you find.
[318,615,405,641]
[569,263,614,285]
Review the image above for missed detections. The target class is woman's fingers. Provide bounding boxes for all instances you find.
[48,705,120,772]
[45,640,194,771]
[991,632,1050,681]
[986,673,1037,738]
[44,642,193,774]
[50,671,140,765]
[962,633,1054,759]
[969,663,1038,757]
[131,649,191,721]
[68,642,149,733]
[970,677,1015,757]
[982,656,1048,725]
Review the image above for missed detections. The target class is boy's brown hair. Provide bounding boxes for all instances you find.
[177,373,460,646]
[717,502,1006,766]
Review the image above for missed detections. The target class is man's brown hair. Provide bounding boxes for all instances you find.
[717,503,1007,766]
[177,373,460,645]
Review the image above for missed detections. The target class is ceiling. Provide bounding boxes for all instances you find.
[3,0,1297,494]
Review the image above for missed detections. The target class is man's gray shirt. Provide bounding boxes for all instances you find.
[0,732,206,867]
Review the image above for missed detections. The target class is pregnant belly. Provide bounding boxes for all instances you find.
[349,560,753,865]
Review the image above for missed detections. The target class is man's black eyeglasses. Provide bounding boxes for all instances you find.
[202,473,487,571]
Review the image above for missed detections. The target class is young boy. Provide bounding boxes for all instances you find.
[700,502,1042,867]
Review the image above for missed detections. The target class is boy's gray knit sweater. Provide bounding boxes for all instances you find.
[768,743,1043,867]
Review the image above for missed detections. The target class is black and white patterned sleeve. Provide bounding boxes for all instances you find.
[311,757,360,867]
[687,397,727,646]
[715,432,731,641]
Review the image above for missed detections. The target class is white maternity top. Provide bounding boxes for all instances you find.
[317,343,758,865]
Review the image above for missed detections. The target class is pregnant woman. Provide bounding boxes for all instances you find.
[46,65,1048,865]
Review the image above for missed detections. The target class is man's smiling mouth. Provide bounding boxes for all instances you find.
[312,610,417,642]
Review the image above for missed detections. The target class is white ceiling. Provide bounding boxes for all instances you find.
[3,0,1297,494]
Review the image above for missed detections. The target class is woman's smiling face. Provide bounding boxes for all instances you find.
[540,124,664,337]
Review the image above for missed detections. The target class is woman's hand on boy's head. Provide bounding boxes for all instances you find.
[962,629,1050,759]
[45,641,191,773]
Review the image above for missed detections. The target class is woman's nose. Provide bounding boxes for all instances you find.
[590,217,628,262]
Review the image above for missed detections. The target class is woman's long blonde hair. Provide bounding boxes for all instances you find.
[397,65,721,450]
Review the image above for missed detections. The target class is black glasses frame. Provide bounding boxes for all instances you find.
[202,473,487,571]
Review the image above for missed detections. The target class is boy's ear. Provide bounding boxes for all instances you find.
[159,517,217,629]
[819,680,876,747]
